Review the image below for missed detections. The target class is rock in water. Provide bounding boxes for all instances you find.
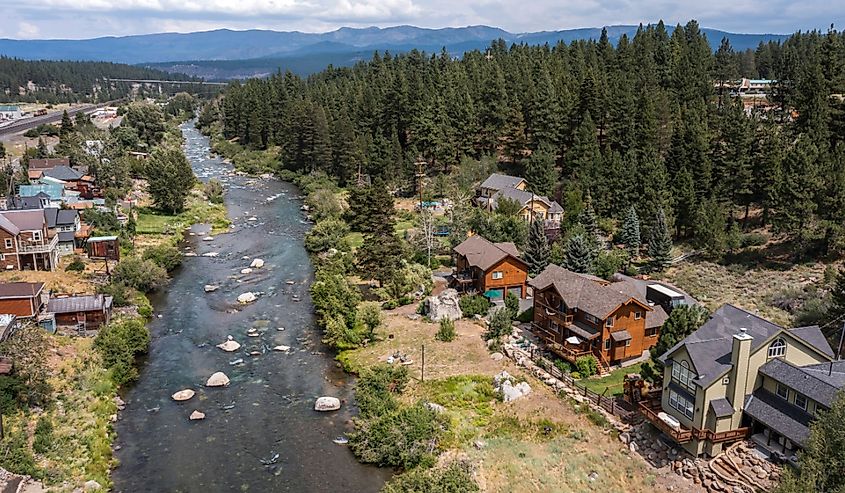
[314,396,341,411]
[216,338,241,352]
[240,268,253,274]
[273,345,291,352]
[189,410,206,421]
[424,288,463,322]
[202,252,219,257]
[250,258,265,268]
[206,372,231,387]
[204,284,220,293]
[172,389,196,401]
[237,292,257,304]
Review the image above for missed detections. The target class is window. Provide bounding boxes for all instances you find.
[645,327,658,337]
[634,311,643,320]
[776,383,789,400]
[32,231,41,242]
[491,271,503,280]
[605,317,614,328]
[604,339,611,351]
[585,314,599,324]
[624,339,631,347]
[669,390,694,419]
[3,239,11,249]
[768,338,786,359]
[794,393,807,411]
[671,361,697,391]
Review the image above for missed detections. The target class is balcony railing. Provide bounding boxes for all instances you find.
[638,397,750,445]
[18,235,58,254]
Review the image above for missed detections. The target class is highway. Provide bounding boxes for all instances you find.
[0,101,118,138]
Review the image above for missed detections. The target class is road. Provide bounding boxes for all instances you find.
[0,101,119,138]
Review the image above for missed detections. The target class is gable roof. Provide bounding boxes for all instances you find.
[759,358,843,409]
[0,209,46,232]
[28,158,70,170]
[608,276,671,329]
[659,304,834,388]
[453,235,525,272]
[489,187,564,214]
[0,214,20,235]
[43,166,83,182]
[0,282,44,299]
[530,264,652,320]
[43,209,78,229]
[480,173,526,191]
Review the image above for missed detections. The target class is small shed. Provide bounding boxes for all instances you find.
[47,294,113,330]
[87,236,119,260]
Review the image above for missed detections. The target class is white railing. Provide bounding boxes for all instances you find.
[18,235,58,253]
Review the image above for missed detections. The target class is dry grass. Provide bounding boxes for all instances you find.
[663,259,828,327]
[0,256,102,294]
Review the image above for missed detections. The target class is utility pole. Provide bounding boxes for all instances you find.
[421,344,425,383]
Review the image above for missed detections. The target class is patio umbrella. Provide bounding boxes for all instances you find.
[565,336,581,345]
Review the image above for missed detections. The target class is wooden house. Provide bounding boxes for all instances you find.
[0,282,47,318]
[87,236,119,260]
[452,235,528,300]
[0,210,59,271]
[47,294,113,330]
[529,264,666,373]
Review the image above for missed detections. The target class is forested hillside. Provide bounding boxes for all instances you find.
[209,20,845,259]
[0,57,194,103]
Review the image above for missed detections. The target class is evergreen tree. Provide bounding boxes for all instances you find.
[648,209,673,271]
[36,137,49,158]
[60,110,73,136]
[641,305,709,382]
[145,149,195,214]
[356,181,403,286]
[0,142,5,160]
[773,135,822,255]
[827,267,845,326]
[523,145,556,197]
[523,219,550,277]
[563,234,595,274]
[619,206,641,258]
[577,199,600,245]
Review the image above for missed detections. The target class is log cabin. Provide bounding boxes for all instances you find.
[452,234,528,300]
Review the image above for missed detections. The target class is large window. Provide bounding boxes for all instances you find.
[645,327,658,337]
[584,314,600,325]
[768,338,786,358]
[794,393,807,411]
[776,383,789,400]
[491,271,503,280]
[669,390,694,419]
[671,361,697,392]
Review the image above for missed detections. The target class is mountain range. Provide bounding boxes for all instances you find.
[0,25,791,79]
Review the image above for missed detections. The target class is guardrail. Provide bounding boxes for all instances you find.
[18,235,58,253]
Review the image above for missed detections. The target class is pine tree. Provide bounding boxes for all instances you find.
[619,206,641,258]
[828,267,845,326]
[648,209,673,271]
[773,135,821,255]
[523,145,556,197]
[36,137,49,158]
[577,199,600,245]
[563,234,595,274]
[523,219,550,277]
[60,109,73,136]
[356,181,403,286]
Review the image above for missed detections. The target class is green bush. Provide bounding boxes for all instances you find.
[575,355,598,378]
[304,219,350,253]
[382,461,479,493]
[65,256,86,272]
[741,232,769,248]
[0,428,40,478]
[459,295,491,318]
[112,256,168,293]
[516,307,534,323]
[203,179,225,204]
[142,244,182,272]
[554,359,572,374]
[435,318,456,342]
[355,364,409,418]
[0,375,25,414]
[97,282,135,307]
[32,416,53,454]
[504,291,519,319]
[483,307,512,341]
[94,317,151,386]
[349,402,447,469]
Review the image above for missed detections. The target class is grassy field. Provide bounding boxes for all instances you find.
[135,188,230,237]
[578,363,643,396]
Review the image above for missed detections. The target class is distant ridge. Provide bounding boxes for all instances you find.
[0,24,792,78]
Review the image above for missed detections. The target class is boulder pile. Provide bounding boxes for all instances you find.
[493,371,532,402]
[424,288,462,322]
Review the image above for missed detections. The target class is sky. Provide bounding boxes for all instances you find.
[0,0,840,39]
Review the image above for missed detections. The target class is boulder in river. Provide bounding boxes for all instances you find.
[172,389,196,401]
[250,258,265,268]
[314,396,341,412]
[202,252,219,257]
[237,292,257,304]
[273,345,291,352]
[206,372,230,387]
[216,336,240,352]
[240,268,253,275]
[204,285,220,293]
[189,410,206,421]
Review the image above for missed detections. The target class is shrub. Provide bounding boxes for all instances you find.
[516,307,534,323]
[459,295,491,318]
[112,256,168,293]
[32,416,53,454]
[554,359,572,374]
[94,317,151,386]
[0,428,40,478]
[97,282,135,307]
[0,375,25,414]
[65,256,86,272]
[483,307,513,341]
[575,355,598,378]
[203,179,225,204]
[741,232,769,248]
[304,219,350,253]
[435,318,457,342]
[142,244,182,272]
[355,364,409,418]
[593,249,628,280]
[382,460,479,493]
[356,301,383,340]
[307,188,344,221]
[504,291,519,319]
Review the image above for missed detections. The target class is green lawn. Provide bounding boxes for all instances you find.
[135,210,177,234]
[578,363,643,396]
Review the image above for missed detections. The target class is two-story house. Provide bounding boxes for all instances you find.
[529,264,667,373]
[44,209,81,256]
[642,304,835,458]
[0,210,59,271]
[475,173,527,206]
[452,235,528,300]
[475,173,564,239]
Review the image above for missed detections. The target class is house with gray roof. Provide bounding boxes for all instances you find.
[452,234,528,299]
[0,209,59,271]
[47,294,113,330]
[475,173,564,239]
[529,264,666,373]
[643,304,838,458]
[43,208,80,256]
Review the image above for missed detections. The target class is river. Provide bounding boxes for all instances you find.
[112,121,392,492]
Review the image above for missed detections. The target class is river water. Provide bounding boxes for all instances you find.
[112,121,391,492]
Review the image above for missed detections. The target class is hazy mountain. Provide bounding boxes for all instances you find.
[0,24,791,79]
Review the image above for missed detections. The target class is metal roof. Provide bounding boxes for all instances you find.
[43,166,83,182]
[648,283,685,298]
[88,236,118,242]
[0,209,46,231]
[47,295,112,314]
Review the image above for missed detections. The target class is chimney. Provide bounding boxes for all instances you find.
[727,327,753,426]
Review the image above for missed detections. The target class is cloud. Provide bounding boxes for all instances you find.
[0,0,839,39]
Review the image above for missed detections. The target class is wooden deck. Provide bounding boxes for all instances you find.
[638,396,750,445]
